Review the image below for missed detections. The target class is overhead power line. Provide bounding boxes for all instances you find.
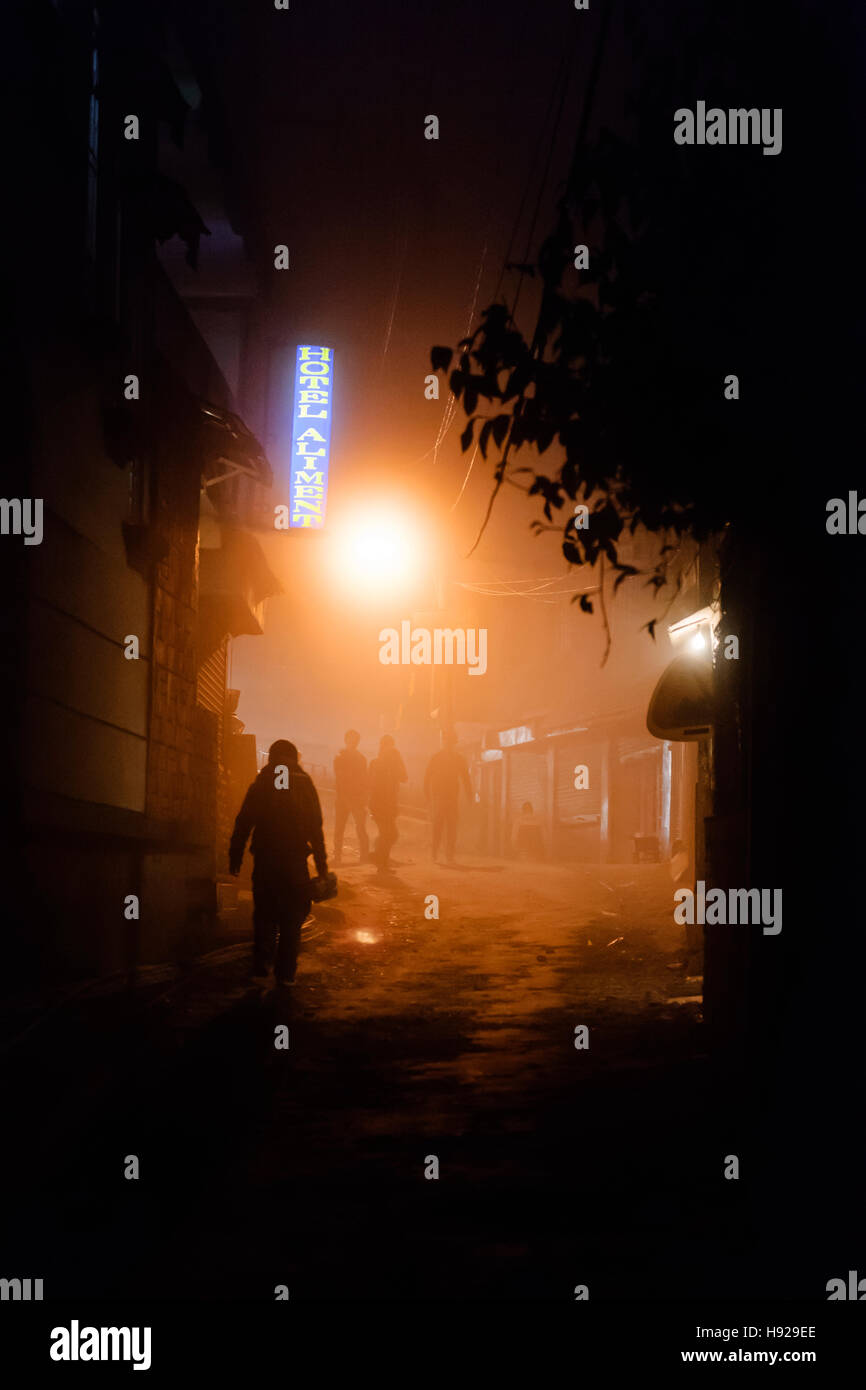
[467,2,615,558]
[455,578,601,601]
[414,242,488,468]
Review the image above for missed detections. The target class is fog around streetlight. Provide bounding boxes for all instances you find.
[325,500,432,601]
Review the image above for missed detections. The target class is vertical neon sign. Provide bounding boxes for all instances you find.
[289,345,333,528]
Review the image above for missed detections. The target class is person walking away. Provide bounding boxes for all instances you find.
[368,734,408,871]
[424,731,473,864]
[229,739,329,985]
[333,729,369,865]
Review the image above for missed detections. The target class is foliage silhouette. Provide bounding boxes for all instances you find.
[432,0,786,617]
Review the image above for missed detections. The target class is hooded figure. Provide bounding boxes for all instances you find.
[333,729,369,864]
[229,739,328,984]
[367,734,408,871]
[423,730,473,864]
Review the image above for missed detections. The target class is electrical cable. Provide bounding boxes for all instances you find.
[466,3,615,556]
[491,7,574,306]
[449,441,479,510]
[455,578,601,600]
[510,24,582,323]
[413,241,488,467]
[379,219,408,377]
[448,14,578,507]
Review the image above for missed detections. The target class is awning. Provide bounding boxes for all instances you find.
[198,525,282,661]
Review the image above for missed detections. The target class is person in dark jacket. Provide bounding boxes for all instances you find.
[229,739,328,984]
[333,729,369,865]
[423,731,473,864]
[367,734,407,871]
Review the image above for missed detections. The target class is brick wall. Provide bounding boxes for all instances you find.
[145,369,210,838]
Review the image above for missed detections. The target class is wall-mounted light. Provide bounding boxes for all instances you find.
[668,605,718,655]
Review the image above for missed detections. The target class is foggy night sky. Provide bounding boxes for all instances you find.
[176,1,646,757]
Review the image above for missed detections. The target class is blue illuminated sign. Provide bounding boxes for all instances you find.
[289,345,333,528]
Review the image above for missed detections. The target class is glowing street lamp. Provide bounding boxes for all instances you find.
[326,501,429,599]
[346,517,415,587]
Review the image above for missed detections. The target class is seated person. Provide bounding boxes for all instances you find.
[512,801,545,859]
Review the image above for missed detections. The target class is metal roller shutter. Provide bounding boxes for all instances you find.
[615,741,662,841]
[555,740,603,820]
[196,638,227,731]
[507,747,546,819]
[617,734,651,761]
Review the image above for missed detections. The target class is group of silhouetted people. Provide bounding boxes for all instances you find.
[333,730,408,870]
[334,728,475,869]
[229,730,475,985]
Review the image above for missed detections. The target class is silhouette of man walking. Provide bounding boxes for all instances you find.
[333,729,369,865]
[368,734,407,871]
[424,731,473,864]
[229,739,328,985]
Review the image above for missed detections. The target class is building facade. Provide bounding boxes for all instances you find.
[6,1,276,978]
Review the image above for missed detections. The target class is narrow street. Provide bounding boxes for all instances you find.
[11,0,859,1336]
[2,810,767,1303]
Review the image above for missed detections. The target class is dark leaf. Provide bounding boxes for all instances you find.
[492,414,510,447]
[430,346,453,372]
[479,418,493,459]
